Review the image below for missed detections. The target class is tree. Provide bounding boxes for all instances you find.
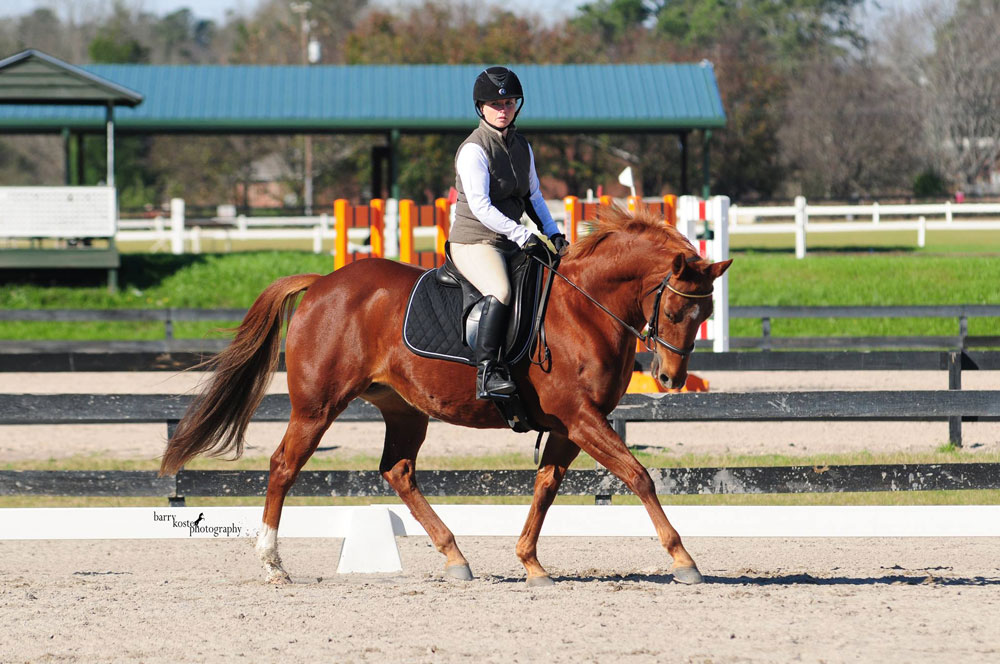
[925,0,1000,190]
[779,56,925,199]
[655,0,867,67]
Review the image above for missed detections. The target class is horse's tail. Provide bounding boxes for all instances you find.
[159,273,323,476]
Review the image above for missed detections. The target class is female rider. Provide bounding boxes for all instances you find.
[450,66,569,400]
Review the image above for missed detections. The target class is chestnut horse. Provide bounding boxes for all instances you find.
[160,207,731,586]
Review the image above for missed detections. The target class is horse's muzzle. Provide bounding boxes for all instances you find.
[650,352,687,390]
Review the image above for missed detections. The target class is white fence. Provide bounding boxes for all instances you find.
[118,198,430,255]
[730,196,1000,258]
[116,196,1000,259]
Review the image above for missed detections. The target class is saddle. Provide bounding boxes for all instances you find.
[403,242,551,432]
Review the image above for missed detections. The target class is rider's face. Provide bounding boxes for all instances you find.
[481,98,517,128]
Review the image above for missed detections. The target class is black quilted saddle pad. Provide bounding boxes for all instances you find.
[402,271,474,364]
[403,268,540,367]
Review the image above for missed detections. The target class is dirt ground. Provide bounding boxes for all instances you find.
[1,535,998,663]
[1,370,998,462]
[2,373,1000,662]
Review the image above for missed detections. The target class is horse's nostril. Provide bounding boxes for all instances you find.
[659,373,670,385]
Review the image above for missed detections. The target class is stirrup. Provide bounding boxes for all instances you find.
[477,362,516,400]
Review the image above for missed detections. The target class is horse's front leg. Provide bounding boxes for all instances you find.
[568,407,703,584]
[516,432,580,586]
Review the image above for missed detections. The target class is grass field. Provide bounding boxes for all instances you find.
[1,232,998,340]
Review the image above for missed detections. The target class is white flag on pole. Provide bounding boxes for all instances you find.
[618,166,636,197]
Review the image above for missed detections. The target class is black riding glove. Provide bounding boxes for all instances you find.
[549,233,570,255]
[522,235,555,262]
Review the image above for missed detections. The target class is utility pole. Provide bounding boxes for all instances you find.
[290,2,314,215]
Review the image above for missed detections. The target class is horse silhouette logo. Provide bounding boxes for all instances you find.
[193,513,205,526]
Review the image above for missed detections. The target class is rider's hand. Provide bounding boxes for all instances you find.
[549,233,569,255]
[522,235,555,261]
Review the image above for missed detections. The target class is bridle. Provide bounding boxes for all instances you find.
[531,254,714,359]
[639,270,714,356]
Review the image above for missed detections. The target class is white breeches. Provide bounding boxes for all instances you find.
[449,242,511,305]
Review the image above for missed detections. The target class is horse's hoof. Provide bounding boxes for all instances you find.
[266,572,292,585]
[444,564,474,581]
[526,575,555,587]
[671,565,704,585]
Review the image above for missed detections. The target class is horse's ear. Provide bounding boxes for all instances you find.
[671,252,687,277]
[708,259,733,280]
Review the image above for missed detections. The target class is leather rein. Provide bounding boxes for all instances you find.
[529,253,713,359]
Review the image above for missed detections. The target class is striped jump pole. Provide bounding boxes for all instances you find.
[678,195,730,352]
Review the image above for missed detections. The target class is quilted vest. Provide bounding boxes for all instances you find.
[451,120,532,247]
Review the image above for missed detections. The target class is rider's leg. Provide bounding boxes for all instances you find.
[449,242,516,399]
[473,295,516,398]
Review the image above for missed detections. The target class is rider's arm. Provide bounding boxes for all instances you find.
[456,143,533,247]
[526,144,561,238]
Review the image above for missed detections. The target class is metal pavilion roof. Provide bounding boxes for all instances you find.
[0,62,725,134]
[0,49,143,107]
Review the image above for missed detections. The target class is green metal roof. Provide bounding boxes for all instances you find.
[0,49,143,107]
[0,61,724,134]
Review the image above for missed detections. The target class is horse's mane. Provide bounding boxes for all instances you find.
[569,205,694,259]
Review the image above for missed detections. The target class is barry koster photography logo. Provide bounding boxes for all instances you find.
[153,511,243,537]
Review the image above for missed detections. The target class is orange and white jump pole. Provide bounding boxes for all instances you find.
[678,195,730,352]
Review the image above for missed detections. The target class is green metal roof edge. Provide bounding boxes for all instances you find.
[0,116,724,133]
[0,49,144,106]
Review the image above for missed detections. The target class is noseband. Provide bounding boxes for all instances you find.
[640,272,714,357]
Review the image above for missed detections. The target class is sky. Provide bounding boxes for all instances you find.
[0,0,586,24]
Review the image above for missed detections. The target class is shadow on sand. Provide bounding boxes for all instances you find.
[487,572,1000,587]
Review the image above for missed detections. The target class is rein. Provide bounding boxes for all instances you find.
[529,254,713,358]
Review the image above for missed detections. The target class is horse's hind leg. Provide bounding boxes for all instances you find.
[256,408,335,583]
[516,432,580,586]
[374,397,473,580]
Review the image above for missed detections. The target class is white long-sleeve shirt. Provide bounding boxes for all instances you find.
[455,141,560,247]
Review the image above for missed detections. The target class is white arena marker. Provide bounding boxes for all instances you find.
[336,506,403,574]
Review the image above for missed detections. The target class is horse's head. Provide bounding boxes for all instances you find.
[644,251,731,391]
[566,205,733,391]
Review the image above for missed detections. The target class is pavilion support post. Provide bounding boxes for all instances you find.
[75,133,84,185]
[105,102,115,187]
[62,128,71,185]
[702,129,712,199]
[679,131,689,195]
[389,129,400,201]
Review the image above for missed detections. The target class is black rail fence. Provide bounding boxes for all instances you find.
[1,304,998,353]
[2,390,999,505]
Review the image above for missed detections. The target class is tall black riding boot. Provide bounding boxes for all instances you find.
[475,295,517,400]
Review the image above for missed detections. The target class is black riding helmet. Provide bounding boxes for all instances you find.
[474,66,524,128]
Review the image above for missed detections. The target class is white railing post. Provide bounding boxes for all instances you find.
[170,198,185,255]
[237,214,247,233]
[709,196,730,352]
[190,225,201,254]
[384,198,400,258]
[677,195,699,245]
[945,200,953,224]
[312,225,322,254]
[918,216,926,248]
[872,201,879,225]
[794,195,807,259]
